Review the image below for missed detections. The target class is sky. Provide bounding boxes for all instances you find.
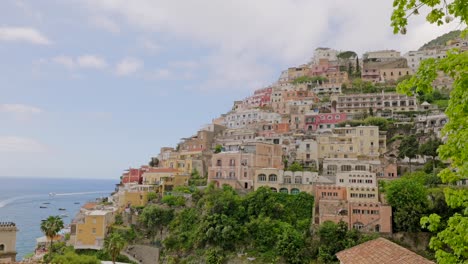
[0,0,462,179]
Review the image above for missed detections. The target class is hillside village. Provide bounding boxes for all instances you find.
[15,35,466,264]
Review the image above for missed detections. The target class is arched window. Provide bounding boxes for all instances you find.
[258,174,266,182]
[268,174,277,182]
[295,176,302,184]
[353,222,364,230]
[279,188,289,194]
[284,176,292,184]
[270,188,278,192]
[291,188,300,195]
[0,244,4,252]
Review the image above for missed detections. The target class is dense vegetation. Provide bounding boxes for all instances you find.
[391,0,467,262]
[418,30,462,50]
[135,185,373,263]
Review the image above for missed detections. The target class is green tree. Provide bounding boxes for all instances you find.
[51,251,100,264]
[391,1,467,262]
[40,215,64,255]
[104,232,127,264]
[398,135,419,172]
[214,144,223,153]
[139,205,175,241]
[419,138,443,173]
[287,162,303,172]
[386,178,428,232]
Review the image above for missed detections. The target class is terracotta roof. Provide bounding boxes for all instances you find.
[336,238,435,264]
[82,202,97,210]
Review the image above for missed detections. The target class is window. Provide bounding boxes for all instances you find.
[355,165,366,171]
[216,160,222,166]
[215,171,222,178]
[92,228,96,234]
[295,176,302,184]
[92,217,97,224]
[258,174,266,181]
[269,174,277,182]
[229,159,235,166]
[291,188,300,195]
[339,179,344,183]
[229,172,235,178]
[353,222,364,230]
[0,244,4,252]
[341,165,352,171]
[284,176,292,184]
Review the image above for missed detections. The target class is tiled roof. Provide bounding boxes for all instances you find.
[82,202,97,210]
[336,238,435,264]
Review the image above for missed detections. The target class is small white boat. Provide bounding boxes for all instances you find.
[49,192,56,197]
[60,214,68,218]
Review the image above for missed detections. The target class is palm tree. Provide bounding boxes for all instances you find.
[40,215,64,255]
[104,232,127,264]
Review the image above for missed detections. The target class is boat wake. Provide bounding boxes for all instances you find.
[54,191,109,196]
[0,191,109,208]
[0,195,42,208]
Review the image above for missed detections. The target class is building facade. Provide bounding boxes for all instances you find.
[208,142,283,190]
[0,222,17,263]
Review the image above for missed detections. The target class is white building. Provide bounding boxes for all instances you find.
[223,109,282,129]
[404,49,447,71]
[312,48,339,64]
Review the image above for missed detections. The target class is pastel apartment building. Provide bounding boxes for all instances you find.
[243,87,273,108]
[315,169,392,233]
[70,205,117,250]
[254,168,334,194]
[304,113,348,132]
[223,109,281,129]
[317,126,386,160]
[142,168,189,193]
[331,92,418,117]
[208,142,283,190]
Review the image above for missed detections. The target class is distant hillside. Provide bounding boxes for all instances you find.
[418,30,461,50]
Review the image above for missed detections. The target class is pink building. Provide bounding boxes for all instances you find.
[208,142,283,190]
[304,113,347,131]
[243,87,273,108]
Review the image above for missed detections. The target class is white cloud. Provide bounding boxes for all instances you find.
[0,26,51,45]
[81,0,460,91]
[115,57,143,76]
[0,104,42,115]
[147,68,171,80]
[77,55,108,69]
[52,56,75,69]
[90,16,120,34]
[141,39,162,53]
[0,136,47,153]
[169,60,199,69]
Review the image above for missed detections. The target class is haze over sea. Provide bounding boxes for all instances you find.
[0,177,116,260]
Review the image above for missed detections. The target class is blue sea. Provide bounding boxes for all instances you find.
[0,177,116,260]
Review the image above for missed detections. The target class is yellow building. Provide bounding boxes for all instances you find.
[318,126,385,159]
[0,222,17,263]
[70,207,116,250]
[116,184,155,209]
